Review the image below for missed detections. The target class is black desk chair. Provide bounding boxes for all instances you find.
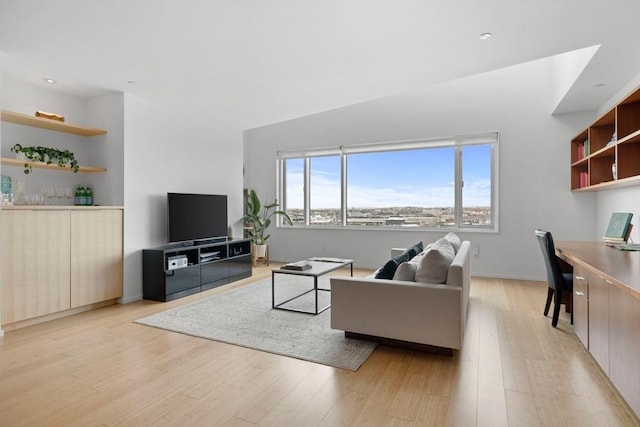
[535,229,573,327]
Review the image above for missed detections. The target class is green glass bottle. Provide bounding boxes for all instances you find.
[86,185,93,206]
[78,185,87,206]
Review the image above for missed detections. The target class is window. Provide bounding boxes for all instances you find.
[278,132,498,231]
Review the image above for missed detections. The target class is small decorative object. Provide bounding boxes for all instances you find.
[11,143,79,174]
[612,162,617,180]
[35,110,65,122]
[13,180,27,205]
[1,175,11,195]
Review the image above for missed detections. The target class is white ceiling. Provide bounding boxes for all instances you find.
[1,1,639,129]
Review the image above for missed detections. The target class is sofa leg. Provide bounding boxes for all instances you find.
[345,331,454,356]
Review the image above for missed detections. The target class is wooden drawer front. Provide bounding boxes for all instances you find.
[573,264,589,349]
[608,284,640,417]
[70,210,123,308]
[588,273,610,374]
[1,210,71,324]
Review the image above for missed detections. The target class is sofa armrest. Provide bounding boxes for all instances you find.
[390,248,406,257]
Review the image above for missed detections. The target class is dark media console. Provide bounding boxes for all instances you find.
[143,238,252,302]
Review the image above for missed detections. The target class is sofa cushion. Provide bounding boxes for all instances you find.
[374,244,421,279]
[392,261,418,281]
[415,238,455,284]
[444,232,461,253]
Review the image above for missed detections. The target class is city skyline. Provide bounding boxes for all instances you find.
[284,144,492,209]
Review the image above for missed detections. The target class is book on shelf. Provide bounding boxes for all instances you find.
[280,261,312,271]
[603,212,633,243]
[578,171,589,188]
[577,142,584,160]
[584,138,589,156]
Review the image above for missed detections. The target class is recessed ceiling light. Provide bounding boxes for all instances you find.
[594,83,605,87]
[43,78,57,84]
[479,33,492,40]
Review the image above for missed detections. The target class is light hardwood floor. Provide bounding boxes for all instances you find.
[1,266,638,427]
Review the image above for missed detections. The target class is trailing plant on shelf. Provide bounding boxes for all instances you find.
[11,143,79,174]
[243,189,293,247]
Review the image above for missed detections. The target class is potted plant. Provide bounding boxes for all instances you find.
[243,189,293,258]
[11,143,79,174]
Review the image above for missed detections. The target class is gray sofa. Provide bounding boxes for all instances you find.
[330,240,470,353]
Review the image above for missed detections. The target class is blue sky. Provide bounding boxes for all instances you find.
[285,145,491,209]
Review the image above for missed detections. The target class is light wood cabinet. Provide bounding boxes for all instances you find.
[570,86,640,191]
[1,210,71,324]
[572,264,589,349]
[71,210,123,308]
[588,272,610,374]
[608,284,640,416]
[1,208,123,328]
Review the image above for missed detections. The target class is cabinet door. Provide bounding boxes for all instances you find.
[70,210,123,308]
[572,264,589,349]
[588,273,610,374]
[608,284,640,417]
[1,210,71,324]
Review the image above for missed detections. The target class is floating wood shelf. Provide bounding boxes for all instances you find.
[1,157,107,174]
[1,110,107,136]
[571,175,640,192]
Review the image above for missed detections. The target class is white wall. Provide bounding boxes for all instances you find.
[87,93,125,206]
[244,57,597,280]
[594,72,640,243]
[121,95,244,302]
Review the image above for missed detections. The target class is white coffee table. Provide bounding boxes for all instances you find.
[271,257,353,315]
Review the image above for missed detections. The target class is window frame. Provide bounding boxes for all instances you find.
[277,132,499,232]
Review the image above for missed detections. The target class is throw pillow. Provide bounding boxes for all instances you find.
[374,259,400,279]
[409,241,423,257]
[373,245,419,279]
[414,238,455,284]
[443,232,461,253]
[392,261,418,281]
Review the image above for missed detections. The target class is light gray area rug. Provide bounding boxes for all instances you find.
[135,275,377,371]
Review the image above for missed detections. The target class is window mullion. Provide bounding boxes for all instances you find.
[455,147,463,228]
[304,157,310,226]
[341,154,347,226]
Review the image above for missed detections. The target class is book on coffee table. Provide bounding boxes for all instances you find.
[280,261,312,271]
[307,257,348,263]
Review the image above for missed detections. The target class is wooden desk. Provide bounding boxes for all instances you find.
[556,241,640,297]
[555,241,640,419]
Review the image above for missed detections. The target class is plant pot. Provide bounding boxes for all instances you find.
[254,244,268,258]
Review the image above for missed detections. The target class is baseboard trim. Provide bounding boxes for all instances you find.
[1,299,117,332]
[345,331,455,356]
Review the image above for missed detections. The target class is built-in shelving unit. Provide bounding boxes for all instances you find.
[570,86,640,192]
[1,109,108,174]
[1,110,107,136]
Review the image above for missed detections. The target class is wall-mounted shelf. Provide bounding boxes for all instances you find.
[1,157,107,174]
[1,110,107,136]
[570,86,640,191]
[571,175,640,192]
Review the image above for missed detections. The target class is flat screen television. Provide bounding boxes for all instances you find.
[167,193,228,244]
